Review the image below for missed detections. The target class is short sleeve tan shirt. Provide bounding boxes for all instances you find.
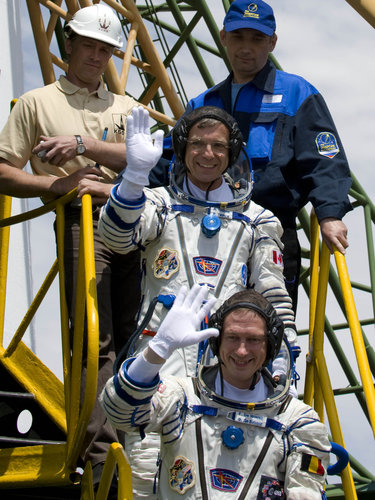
[0,75,137,183]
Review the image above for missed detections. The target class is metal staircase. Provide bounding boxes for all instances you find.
[0,1,374,498]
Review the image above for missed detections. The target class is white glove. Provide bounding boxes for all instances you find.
[118,106,164,200]
[284,326,298,346]
[149,284,219,360]
[272,327,298,377]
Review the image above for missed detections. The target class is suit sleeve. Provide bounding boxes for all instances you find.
[98,185,167,254]
[283,400,331,499]
[247,203,295,326]
[293,93,352,222]
[100,358,189,439]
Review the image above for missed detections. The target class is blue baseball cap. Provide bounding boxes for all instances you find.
[223,1,276,36]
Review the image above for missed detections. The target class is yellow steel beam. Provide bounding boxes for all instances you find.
[26,1,183,125]
[346,0,375,29]
[120,21,139,89]
[120,0,184,118]
[0,342,66,433]
[312,244,358,500]
[0,195,12,347]
[26,0,56,85]
[0,444,71,487]
[334,248,375,436]
[3,261,58,357]
[303,211,320,406]
[66,194,99,468]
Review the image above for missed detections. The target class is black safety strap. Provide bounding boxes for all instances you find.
[195,416,209,500]
[237,430,274,500]
[175,213,195,288]
[192,378,209,500]
[214,221,246,298]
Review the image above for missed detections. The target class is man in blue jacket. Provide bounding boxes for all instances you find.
[152,0,352,311]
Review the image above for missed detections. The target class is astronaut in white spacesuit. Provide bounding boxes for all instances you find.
[101,285,331,499]
[98,105,299,376]
[98,105,301,497]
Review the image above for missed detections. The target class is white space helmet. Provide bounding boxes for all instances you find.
[65,4,123,48]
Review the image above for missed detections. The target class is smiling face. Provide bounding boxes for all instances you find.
[220,28,277,83]
[219,308,268,389]
[65,35,114,92]
[184,121,230,191]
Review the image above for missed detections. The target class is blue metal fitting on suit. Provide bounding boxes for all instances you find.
[201,214,221,237]
[222,425,244,449]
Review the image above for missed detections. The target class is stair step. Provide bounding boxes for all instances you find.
[0,484,82,499]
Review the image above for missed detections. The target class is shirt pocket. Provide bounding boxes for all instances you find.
[247,112,278,163]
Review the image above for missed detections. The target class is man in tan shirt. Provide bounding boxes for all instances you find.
[0,4,139,488]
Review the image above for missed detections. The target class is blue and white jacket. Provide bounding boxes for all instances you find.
[154,61,352,230]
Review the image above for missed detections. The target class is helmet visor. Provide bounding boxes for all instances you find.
[169,147,253,209]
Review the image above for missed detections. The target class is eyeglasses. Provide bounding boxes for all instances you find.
[186,139,230,155]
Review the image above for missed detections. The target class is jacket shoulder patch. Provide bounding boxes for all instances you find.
[315,132,339,158]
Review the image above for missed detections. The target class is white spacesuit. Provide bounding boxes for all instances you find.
[101,286,330,500]
[98,106,300,498]
[102,362,330,499]
[100,181,295,373]
[98,107,297,379]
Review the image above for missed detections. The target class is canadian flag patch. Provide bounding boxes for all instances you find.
[158,381,167,394]
[273,250,283,267]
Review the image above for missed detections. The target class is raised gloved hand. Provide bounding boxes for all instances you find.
[149,284,219,360]
[118,106,164,200]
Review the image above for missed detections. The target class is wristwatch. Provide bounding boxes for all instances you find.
[75,135,86,155]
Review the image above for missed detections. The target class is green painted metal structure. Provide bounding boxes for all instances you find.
[0,1,373,498]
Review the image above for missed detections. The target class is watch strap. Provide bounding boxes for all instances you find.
[75,134,85,155]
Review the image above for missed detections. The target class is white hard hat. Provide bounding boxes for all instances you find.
[65,4,123,48]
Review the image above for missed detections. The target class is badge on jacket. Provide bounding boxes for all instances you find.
[272,249,283,267]
[193,256,222,276]
[257,475,285,499]
[153,248,180,279]
[210,468,243,492]
[315,132,339,158]
[169,456,195,494]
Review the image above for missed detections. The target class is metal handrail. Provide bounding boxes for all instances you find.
[303,211,375,499]
[311,242,357,499]
[334,250,375,435]
[305,212,375,434]
[0,195,12,346]
[65,194,99,468]
[79,442,133,499]
[0,190,99,471]
[97,443,133,500]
